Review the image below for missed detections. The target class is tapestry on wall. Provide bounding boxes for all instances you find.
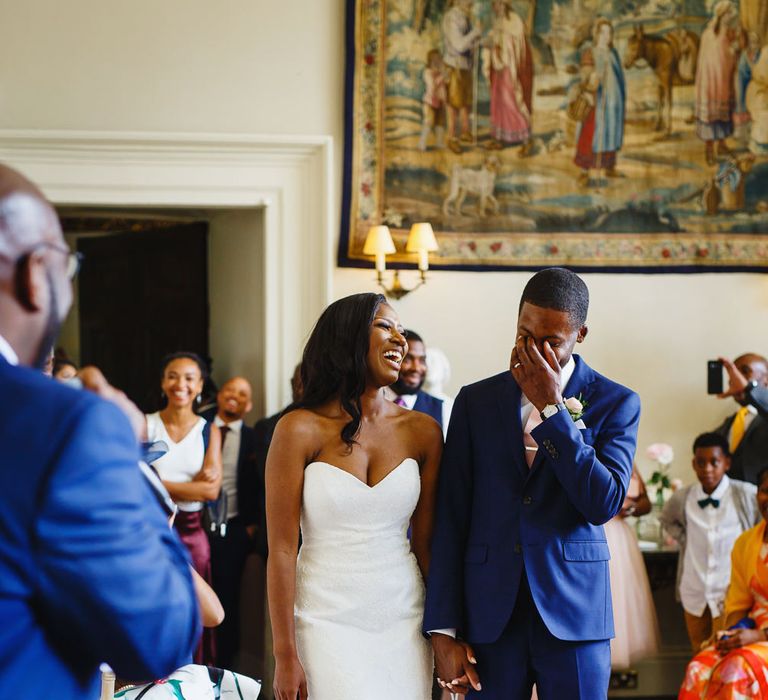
[339,0,768,272]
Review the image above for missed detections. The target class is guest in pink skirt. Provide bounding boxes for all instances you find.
[146,351,222,666]
[604,466,660,669]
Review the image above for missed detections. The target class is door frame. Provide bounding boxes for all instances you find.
[0,129,334,413]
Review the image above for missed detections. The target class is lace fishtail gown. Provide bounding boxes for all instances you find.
[294,458,432,699]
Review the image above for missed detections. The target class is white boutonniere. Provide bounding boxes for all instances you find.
[564,394,587,423]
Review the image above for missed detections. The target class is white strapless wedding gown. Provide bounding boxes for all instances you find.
[295,458,433,700]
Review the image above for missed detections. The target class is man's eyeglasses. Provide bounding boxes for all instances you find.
[23,242,84,280]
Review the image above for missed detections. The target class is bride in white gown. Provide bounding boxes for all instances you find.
[266,293,443,700]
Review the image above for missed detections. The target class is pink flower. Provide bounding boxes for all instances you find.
[646,443,674,465]
[564,396,583,413]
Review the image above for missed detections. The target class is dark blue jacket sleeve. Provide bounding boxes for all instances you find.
[423,387,472,634]
[531,389,641,525]
[34,399,200,680]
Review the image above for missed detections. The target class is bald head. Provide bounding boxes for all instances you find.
[0,163,71,369]
[735,353,768,381]
[733,353,768,405]
[0,164,60,264]
[217,376,253,421]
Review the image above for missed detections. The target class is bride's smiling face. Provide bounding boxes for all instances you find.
[366,303,407,389]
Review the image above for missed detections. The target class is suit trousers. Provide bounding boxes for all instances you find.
[209,516,253,669]
[468,570,610,700]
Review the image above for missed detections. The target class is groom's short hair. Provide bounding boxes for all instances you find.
[519,267,589,327]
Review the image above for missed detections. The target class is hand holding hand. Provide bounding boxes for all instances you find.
[510,336,563,412]
[432,634,481,696]
[273,652,308,700]
[718,357,749,399]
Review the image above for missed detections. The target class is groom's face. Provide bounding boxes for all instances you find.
[516,302,587,368]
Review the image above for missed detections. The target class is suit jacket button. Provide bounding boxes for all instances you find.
[522,495,532,505]
[514,543,522,554]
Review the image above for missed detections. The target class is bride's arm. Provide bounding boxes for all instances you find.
[266,411,311,700]
[410,414,444,578]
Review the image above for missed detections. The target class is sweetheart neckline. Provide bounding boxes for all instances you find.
[305,457,418,490]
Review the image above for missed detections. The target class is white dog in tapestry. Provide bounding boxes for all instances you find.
[442,156,500,217]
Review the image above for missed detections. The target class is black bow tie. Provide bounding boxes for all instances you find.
[698,497,720,509]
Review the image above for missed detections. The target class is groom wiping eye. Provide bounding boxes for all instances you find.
[424,267,639,699]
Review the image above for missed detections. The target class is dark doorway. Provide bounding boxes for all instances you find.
[76,221,209,411]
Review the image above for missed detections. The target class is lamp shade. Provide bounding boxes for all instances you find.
[405,222,439,252]
[363,225,396,255]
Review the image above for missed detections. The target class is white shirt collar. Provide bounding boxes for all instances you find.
[693,473,730,500]
[521,356,576,406]
[0,333,19,365]
[214,416,243,434]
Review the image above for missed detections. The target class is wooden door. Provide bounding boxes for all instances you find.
[77,222,209,411]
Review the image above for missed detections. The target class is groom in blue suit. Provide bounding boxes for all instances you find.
[0,164,199,699]
[424,268,640,698]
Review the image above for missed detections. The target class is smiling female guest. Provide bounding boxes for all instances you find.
[267,293,443,700]
[679,467,768,698]
[146,351,222,666]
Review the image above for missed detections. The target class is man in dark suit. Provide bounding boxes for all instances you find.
[252,363,304,545]
[424,268,640,698]
[714,353,768,484]
[390,329,452,434]
[209,376,263,668]
[0,163,199,698]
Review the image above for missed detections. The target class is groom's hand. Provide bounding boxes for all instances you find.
[510,336,563,411]
[432,634,481,695]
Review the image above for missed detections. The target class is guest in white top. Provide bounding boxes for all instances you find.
[145,351,222,665]
[660,432,759,651]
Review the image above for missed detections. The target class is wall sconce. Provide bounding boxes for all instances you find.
[363,222,439,300]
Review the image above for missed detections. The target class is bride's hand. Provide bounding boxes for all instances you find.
[432,635,481,696]
[273,653,308,700]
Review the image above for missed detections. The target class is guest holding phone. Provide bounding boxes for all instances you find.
[680,467,768,698]
[711,353,768,485]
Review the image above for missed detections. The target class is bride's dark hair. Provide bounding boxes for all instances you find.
[288,292,387,449]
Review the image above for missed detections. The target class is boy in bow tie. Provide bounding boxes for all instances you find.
[660,432,759,651]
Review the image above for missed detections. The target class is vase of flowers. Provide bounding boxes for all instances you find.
[646,442,674,507]
[636,443,674,546]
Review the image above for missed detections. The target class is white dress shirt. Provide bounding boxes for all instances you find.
[0,333,19,365]
[214,416,242,519]
[396,391,453,438]
[679,475,742,617]
[430,355,577,639]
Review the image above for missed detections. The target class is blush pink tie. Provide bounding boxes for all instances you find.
[523,406,543,468]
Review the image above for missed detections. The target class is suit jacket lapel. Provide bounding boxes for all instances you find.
[496,374,529,479]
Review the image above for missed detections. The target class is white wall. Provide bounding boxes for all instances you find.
[2,0,766,482]
[208,209,266,420]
